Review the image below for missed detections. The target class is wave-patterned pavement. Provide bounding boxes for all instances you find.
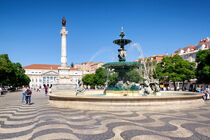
[0,91,210,140]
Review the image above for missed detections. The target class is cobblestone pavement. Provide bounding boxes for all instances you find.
[0,91,210,140]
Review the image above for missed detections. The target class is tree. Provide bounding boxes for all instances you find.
[82,74,95,87]
[94,68,108,86]
[82,68,142,88]
[196,50,210,83]
[0,54,14,86]
[125,69,142,83]
[154,55,195,90]
[177,58,196,90]
[0,54,30,87]
[108,73,118,87]
[13,62,31,87]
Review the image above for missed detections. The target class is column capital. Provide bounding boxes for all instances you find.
[60,27,68,35]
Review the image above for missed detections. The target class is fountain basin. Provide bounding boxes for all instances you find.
[49,91,204,111]
[103,61,141,70]
[105,90,139,96]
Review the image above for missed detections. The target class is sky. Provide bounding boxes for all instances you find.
[0,0,210,67]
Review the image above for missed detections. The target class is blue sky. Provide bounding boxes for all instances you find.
[0,0,210,66]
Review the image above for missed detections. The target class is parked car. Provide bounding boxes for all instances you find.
[8,87,16,92]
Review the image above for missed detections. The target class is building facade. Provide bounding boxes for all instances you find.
[23,64,82,89]
[138,55,168,83]
[170,37,210,90]
[174,37,210,62]
[74,62,104,75]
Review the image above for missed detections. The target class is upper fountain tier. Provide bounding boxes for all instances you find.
[113,27,132,49]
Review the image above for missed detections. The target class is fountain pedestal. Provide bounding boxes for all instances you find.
[103,28,141,95]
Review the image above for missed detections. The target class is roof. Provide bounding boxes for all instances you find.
[199,37,210,44]
[182,45,196,51]
[23,64,79,71]
[175,45,196,53]
[150,55,169,57]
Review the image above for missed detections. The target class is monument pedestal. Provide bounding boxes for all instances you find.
[55,67,76,90]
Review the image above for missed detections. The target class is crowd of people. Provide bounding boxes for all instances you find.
[196,85,210,100]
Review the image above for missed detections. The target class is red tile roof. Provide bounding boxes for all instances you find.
[23,64,79,71]
[175,45,196,53]
[182,45,196,51]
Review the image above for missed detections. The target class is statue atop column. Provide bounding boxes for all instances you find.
[62,17,66,27]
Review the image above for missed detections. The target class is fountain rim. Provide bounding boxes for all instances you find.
[49,93,204,101]
[48,92,204,110]
[103,61,142,67]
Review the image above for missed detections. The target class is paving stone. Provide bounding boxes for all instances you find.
[0,91,210,140]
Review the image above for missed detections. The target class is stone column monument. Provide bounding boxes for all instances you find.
[60,17,68,67]
[56,17,76,90]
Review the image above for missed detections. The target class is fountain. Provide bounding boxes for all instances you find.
[49,26,204,111]
[103,27,142,96]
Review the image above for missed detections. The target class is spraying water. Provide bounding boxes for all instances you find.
[86,48,113,72]
[130,43,149,79]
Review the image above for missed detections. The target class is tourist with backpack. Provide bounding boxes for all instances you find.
[25,87,32,104]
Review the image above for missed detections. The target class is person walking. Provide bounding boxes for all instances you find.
[25,87,32,104]
[205,85,210,100]
[44,86,48,95]
[22,86,26,103]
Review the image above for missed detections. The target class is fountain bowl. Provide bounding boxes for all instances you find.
[113,39,132,46]
[49,91,204,111]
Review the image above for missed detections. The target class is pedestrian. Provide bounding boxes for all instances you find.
[196,85,201,92]
[199,86,206,100]
[44,86,48,95]
[25,87,32,104]
[200,86,204,93]
[22,86,26,103]
[205,85,210,100]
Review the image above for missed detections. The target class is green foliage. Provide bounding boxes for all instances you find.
[196,50,210,83]
[125,69,142,83]
[82,67,142,87]
[82,74,95,86]
[94,68,108,86]
[154,55,196,90]
[0,54,31,87]
[82,68,109,87]
[108,73,119,86]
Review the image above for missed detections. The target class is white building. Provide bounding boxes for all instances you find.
[175,37,210,62]
[171,37,210,90]
[23,64,82,89]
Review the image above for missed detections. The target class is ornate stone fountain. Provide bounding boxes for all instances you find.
[49,23,204,111]
[103,28,142,96]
